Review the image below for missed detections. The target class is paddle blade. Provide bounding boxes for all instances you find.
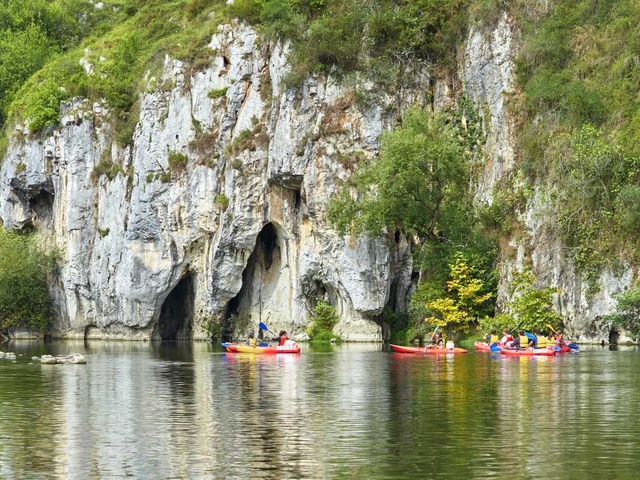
[258,322,269,331]
[490,342,501,352]
[258,341,269,347]
[554,346,561,352]
[568,343,579,350]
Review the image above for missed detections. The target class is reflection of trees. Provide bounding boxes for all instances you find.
[0,354,64,478]
[384,354,503,477]
[6,342,640,478]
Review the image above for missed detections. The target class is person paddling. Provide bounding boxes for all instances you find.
[498,329,513,346]
[484,329,499,344]
[426,331,444,349]
[273,330,289,347]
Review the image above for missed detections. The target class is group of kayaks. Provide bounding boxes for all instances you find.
[220,341,575,356]
[474,341,575,356]
[388,341,577,356]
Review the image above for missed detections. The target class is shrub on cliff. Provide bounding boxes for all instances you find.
[308,300,340,343]
[0,229,54,334]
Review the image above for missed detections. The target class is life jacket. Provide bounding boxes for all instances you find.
[537,336,547,348]
[279,335,288,346]
[519,335,530,349]
[490,335,499,343]
[249,337,257,347]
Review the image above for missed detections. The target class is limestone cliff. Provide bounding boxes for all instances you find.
[0,18,632,343]
[0,23,421,341]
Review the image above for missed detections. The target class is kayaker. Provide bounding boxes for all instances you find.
[534,329,547,348]
[555,331,565,347]
[426,331,444,349]
[246,332,257,347]
[498,329,513,346]
[277,330,289,346]
[519,330,534,349]
[484,329,499,344]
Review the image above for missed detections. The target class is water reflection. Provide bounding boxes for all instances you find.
[1,342,640,478]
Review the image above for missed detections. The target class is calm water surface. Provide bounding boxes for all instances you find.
[0,341,639,479]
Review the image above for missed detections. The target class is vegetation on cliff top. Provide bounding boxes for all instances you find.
[511,0,640,290]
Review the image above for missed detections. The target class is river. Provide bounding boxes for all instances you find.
[0,341,639,479]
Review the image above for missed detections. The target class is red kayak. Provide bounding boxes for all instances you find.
[474,341,493,352]
[500,347,556,357]
[390,344,468,355]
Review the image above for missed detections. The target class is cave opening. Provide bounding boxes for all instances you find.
[222,222,283,341]
[158,273,194,340]
[29,190,54,230]
[609,328,619,345]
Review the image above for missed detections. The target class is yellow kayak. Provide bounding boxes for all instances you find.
[221,343,301,354]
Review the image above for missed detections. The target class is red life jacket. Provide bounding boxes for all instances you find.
[279,335,288,346]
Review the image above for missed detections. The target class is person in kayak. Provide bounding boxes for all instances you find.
[498,329,513,346]
[484,329,499,344]
[274,330,289,346]
[426,331,444,349]
[519,330,534,349]
[534,329,547,348]
[505,330,530,349]
[555,331,565,347]
[246,332,257,347]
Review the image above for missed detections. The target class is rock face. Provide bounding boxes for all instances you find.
[462,14,635,344]
[0,23,421,341]
[0,19,633,343]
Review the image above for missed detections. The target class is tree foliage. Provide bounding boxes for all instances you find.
[328,108,470,242]
[308,300,339,342]
[424,254,493,334]
[0,229,54,334]
[482,269,562,333]
[604,281,640,337]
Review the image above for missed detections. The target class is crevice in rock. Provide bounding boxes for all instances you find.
[222,222,284,341]
[158,272,194,340]
[29,190,54,230]
[609,328,619,345]
[303,279,339,315]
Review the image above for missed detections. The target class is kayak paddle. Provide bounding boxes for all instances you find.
[423,326,439,354]
[258,321,276,336]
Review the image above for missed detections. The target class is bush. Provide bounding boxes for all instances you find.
[208,87,228,99]
[215,193,229,209]
[168,151,189,175]
[308,300,339,342]
[91,156,124,183]
[0,229,54,334]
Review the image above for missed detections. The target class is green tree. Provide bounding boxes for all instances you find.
[424,253,492,334]
[604,281,640,338]
[328,108,469,242]
[308,300,339,342]
[0,229,54,334]
[506,269,562,332]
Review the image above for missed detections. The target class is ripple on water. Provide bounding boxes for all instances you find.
[1,343,640,478]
